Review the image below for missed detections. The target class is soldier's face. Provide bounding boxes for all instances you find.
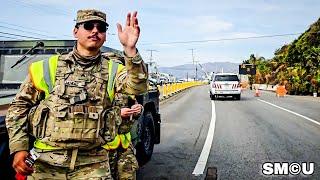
[73,21,107,52]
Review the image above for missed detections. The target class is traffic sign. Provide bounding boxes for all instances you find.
[239,64,256,75]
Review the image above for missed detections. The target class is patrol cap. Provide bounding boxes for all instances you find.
[76,9,107,24]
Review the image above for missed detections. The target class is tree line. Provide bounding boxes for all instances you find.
[243,18,320,95]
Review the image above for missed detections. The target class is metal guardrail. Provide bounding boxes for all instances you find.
[156,81,206,100]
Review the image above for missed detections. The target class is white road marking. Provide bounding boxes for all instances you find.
[192,100,217,176]
[258,99,320,126]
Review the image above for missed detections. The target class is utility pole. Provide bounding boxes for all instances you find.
[146,49,158,64]
[146,49,158,73]
[188,48,198,81]
[195,61,198,81]
[146,49,159,83]
[186,72,188,82]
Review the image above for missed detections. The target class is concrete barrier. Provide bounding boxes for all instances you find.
[252,84,277,91]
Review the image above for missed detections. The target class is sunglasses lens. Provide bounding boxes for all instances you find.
[83,22,94,31]
[97,25,107,32]
[82,22,107,32]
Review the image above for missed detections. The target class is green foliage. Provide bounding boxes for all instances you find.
[243,18,320,95]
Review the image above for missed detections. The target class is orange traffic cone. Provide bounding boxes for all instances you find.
[255,89,260,97]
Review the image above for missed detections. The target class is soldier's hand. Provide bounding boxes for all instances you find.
[121,107,135,118]
[117,11,140,57]
[131,104,143,116]
[13,151,34,175]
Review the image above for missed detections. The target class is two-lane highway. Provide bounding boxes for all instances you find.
[138,85,320,179]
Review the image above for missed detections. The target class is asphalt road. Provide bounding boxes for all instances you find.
[138,85,320,180]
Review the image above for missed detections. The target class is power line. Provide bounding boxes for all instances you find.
[141,33,303,46]
[8,1,73,38]
[12,0,71,16]
[0,31,42,40]
[0,35,19,40]
[0,21,73,39]
[2,2,117,39]
[0,21,48,34]
[10,0,46,16]
[31,0,73,15]
[0,25,59,39]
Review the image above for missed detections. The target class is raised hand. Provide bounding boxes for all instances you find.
[117,11,140,57]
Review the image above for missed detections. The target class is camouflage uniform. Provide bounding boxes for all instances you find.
[109,93,140,180]
[5,9,148,180]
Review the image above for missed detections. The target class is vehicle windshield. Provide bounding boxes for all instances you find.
[214,75,239,81]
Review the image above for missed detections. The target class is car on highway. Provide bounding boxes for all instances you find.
[209,73,241,100]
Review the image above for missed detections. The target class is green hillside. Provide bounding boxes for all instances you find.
[243,18,320,95]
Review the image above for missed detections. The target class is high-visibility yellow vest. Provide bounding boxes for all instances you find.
[102,132,131,150]
[30,55,131,150]
[29,55,124,101]
[34,132,131,150]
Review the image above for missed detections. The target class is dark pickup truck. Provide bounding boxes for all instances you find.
[0,40,161,176]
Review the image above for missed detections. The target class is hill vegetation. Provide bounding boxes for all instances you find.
[243,18,320,95]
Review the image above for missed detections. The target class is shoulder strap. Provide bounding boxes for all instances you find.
[29,55,59,98]
[108,60,119,102]
[43,55,59,96]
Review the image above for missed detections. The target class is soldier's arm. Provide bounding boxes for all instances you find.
[115,51,148,95]
[5,74,42,154]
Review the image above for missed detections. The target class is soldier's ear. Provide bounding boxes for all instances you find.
[73,27,78,38]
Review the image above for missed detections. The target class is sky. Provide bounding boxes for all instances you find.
[0,0,319,67]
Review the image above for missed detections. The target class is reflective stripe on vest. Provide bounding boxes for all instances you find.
[120,132,131,149]
[108,61,125,102]
[29,55,58,98]
[108,60,117,102]
[34,139,63,150]
[102,132,131,150]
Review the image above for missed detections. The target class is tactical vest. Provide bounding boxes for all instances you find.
[28,54,131,150]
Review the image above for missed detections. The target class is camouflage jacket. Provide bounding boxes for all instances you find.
[5,50,148,154]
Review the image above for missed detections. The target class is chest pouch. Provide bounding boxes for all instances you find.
[102,106,122,142]
[28,102,50,139]
[50,105,104,143]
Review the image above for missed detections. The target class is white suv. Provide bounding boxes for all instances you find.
[209,73,241,100]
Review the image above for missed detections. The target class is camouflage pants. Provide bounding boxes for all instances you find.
[27,160,112,180]
[27,148,112,180]
[109,145,139,180]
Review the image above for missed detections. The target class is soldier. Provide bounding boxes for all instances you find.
[109,93,142,179]
[5,9,147,179]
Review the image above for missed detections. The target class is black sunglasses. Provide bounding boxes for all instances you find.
[79,21,108,33]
